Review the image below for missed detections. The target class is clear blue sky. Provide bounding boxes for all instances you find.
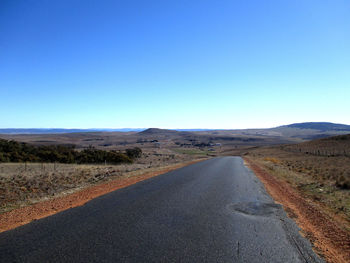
[1,0,349,129]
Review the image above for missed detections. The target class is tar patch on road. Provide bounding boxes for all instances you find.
[228,201,282,217]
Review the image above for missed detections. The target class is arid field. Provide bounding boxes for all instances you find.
[242,135,350,226]
[0,147,201,214]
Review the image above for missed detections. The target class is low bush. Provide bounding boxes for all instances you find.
[0,139,137,164]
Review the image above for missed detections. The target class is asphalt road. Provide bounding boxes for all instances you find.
[0,157,323,263]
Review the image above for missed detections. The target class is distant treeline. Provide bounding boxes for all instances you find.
[0,139,142,164]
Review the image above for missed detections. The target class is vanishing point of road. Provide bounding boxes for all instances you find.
[0,157,323,262]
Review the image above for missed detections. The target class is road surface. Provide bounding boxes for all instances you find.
[0,157,323,262]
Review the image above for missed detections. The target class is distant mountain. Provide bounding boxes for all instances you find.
[271,122,350,140]
[1,122,349,141]
[0,128,145,134]
[0,128,210,135]
[203,122,350,141]
[175,129,213,132]
[138,128,181,136]
[280,122,350,132]
[0,129,87,134]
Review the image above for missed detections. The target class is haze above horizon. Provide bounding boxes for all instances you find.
[1,1,349,129]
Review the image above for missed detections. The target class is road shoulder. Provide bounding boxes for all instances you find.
[244,157,350,263]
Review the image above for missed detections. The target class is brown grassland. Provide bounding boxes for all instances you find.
[0,148,199,215]
[240,136,350,262]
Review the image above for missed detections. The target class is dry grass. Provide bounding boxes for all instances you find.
[263,157,282,164]
[0,150,199,214]
[246,147,350,226]
[0,163,134,213]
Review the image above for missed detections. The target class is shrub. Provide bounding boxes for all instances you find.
[125,147,142,159]
[0,139,133,165]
